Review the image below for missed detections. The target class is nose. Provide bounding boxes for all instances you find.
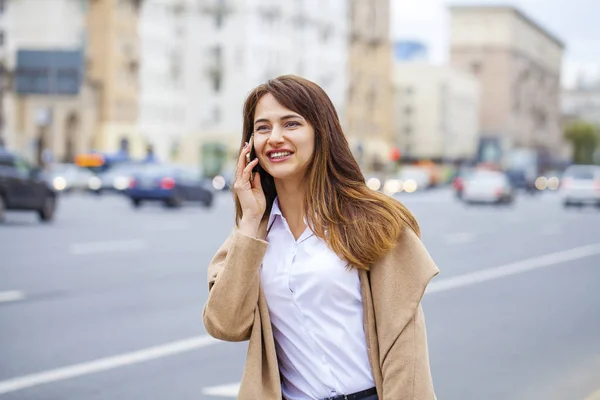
[268,125,285,145]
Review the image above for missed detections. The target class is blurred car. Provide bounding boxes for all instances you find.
[125,165,214,208]
[46,163,96,193]
[92,162,145,195]
[505,169,536,194]
[452,167,474,198]
[560,165,600,208]
[0,149,57,222]
[397,166,431,192]
[461,170,515,205]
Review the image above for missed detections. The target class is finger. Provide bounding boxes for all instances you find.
[235,142,251,179]
[240,158,259,184]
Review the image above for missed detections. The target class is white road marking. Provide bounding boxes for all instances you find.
[428,242,600,293]
[202,383,241,397]
[0,335,218,395]
[0,290,25,303]
[4,242,600,395]
[444,232,476,245]
[69,239,147,255]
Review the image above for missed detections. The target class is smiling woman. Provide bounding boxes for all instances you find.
[203,75,439,400]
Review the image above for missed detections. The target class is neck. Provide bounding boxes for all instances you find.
[274,178,305,227]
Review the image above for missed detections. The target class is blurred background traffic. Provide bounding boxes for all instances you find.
[1,0,600,399]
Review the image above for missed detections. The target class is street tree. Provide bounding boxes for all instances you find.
[563,121,599,164]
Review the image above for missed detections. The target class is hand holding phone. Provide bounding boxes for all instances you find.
[235,135,265,226]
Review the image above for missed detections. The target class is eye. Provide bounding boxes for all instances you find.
[255,125,270,133]
[285,121,300,128]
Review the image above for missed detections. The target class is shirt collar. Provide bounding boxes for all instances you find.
[267,197,314,242]
[267,197,283,230]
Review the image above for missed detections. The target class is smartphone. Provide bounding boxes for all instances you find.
[246,134,257,181]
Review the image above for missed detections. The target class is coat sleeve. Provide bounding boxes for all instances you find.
[370,228,439,399]
[202,230,269,342]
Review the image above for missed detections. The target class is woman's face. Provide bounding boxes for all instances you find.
[252,93,315,183]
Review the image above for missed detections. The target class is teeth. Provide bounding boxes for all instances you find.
[270,152,291,159]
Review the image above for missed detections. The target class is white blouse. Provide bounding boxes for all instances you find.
[260,198,374,400]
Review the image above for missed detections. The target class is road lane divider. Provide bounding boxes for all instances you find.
[69,239,147,255]
[202,383,241,397]
[0,290,25,303]
[428,242,600,293]
[0,335,218,395]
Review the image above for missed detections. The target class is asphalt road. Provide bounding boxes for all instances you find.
[1,189,599,400]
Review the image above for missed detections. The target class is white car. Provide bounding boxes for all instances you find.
[462,170,514,205]
[561,165,600,208]
[46,163,96,193]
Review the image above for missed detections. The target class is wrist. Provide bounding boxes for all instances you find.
[239,216,261,237]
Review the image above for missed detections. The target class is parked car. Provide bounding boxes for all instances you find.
[560,165,600,208]
[0,149,57,222]
[461,170,515,205]
[125,165,214,209]
[46,163,96,193]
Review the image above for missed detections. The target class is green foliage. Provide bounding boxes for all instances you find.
[563,121,599,164]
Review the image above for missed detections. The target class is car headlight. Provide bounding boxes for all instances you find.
[366,178,381,191]
[547,177,560,190]
[52,176,67,191]
[113,176,130,191]
[212,175,226,191]
[88,176,102,190]
[535,176,548,190]
[383,179,402,195]
[403,179,418,193]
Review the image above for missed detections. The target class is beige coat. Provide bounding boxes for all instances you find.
[203,220,439,400]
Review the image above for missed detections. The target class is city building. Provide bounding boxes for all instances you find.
[179,0,348,170]
[449,5,565,163]
[345,0,393,172]
[1,0,98,163]
[394,62,480,163]
[86,0,143,157]
[138,0,188,163]
[562,75,600,128]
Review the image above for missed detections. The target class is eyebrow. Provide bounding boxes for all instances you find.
[254,114,303,126]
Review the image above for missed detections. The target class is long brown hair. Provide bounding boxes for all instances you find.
[235,75,420,271]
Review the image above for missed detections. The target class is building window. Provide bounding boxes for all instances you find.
[471,61,482,75]
[0,0,5,14]
[213,106,221,123]
[214,0,226,29]
[209,46,223,92]
[405,86,414,95]
[404,126,412,135]
[404,106,412,115]
[0,31,4,46]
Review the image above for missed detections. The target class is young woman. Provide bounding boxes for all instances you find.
[203,75,439,400]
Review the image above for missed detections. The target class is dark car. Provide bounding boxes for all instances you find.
[125,165,214,209]
[0,149,57,222]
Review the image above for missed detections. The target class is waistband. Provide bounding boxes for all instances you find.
[322,387,377,400]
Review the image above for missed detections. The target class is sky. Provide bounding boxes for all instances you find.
[391,0,600,88]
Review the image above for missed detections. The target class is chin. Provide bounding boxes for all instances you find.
[264,164,302,181]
